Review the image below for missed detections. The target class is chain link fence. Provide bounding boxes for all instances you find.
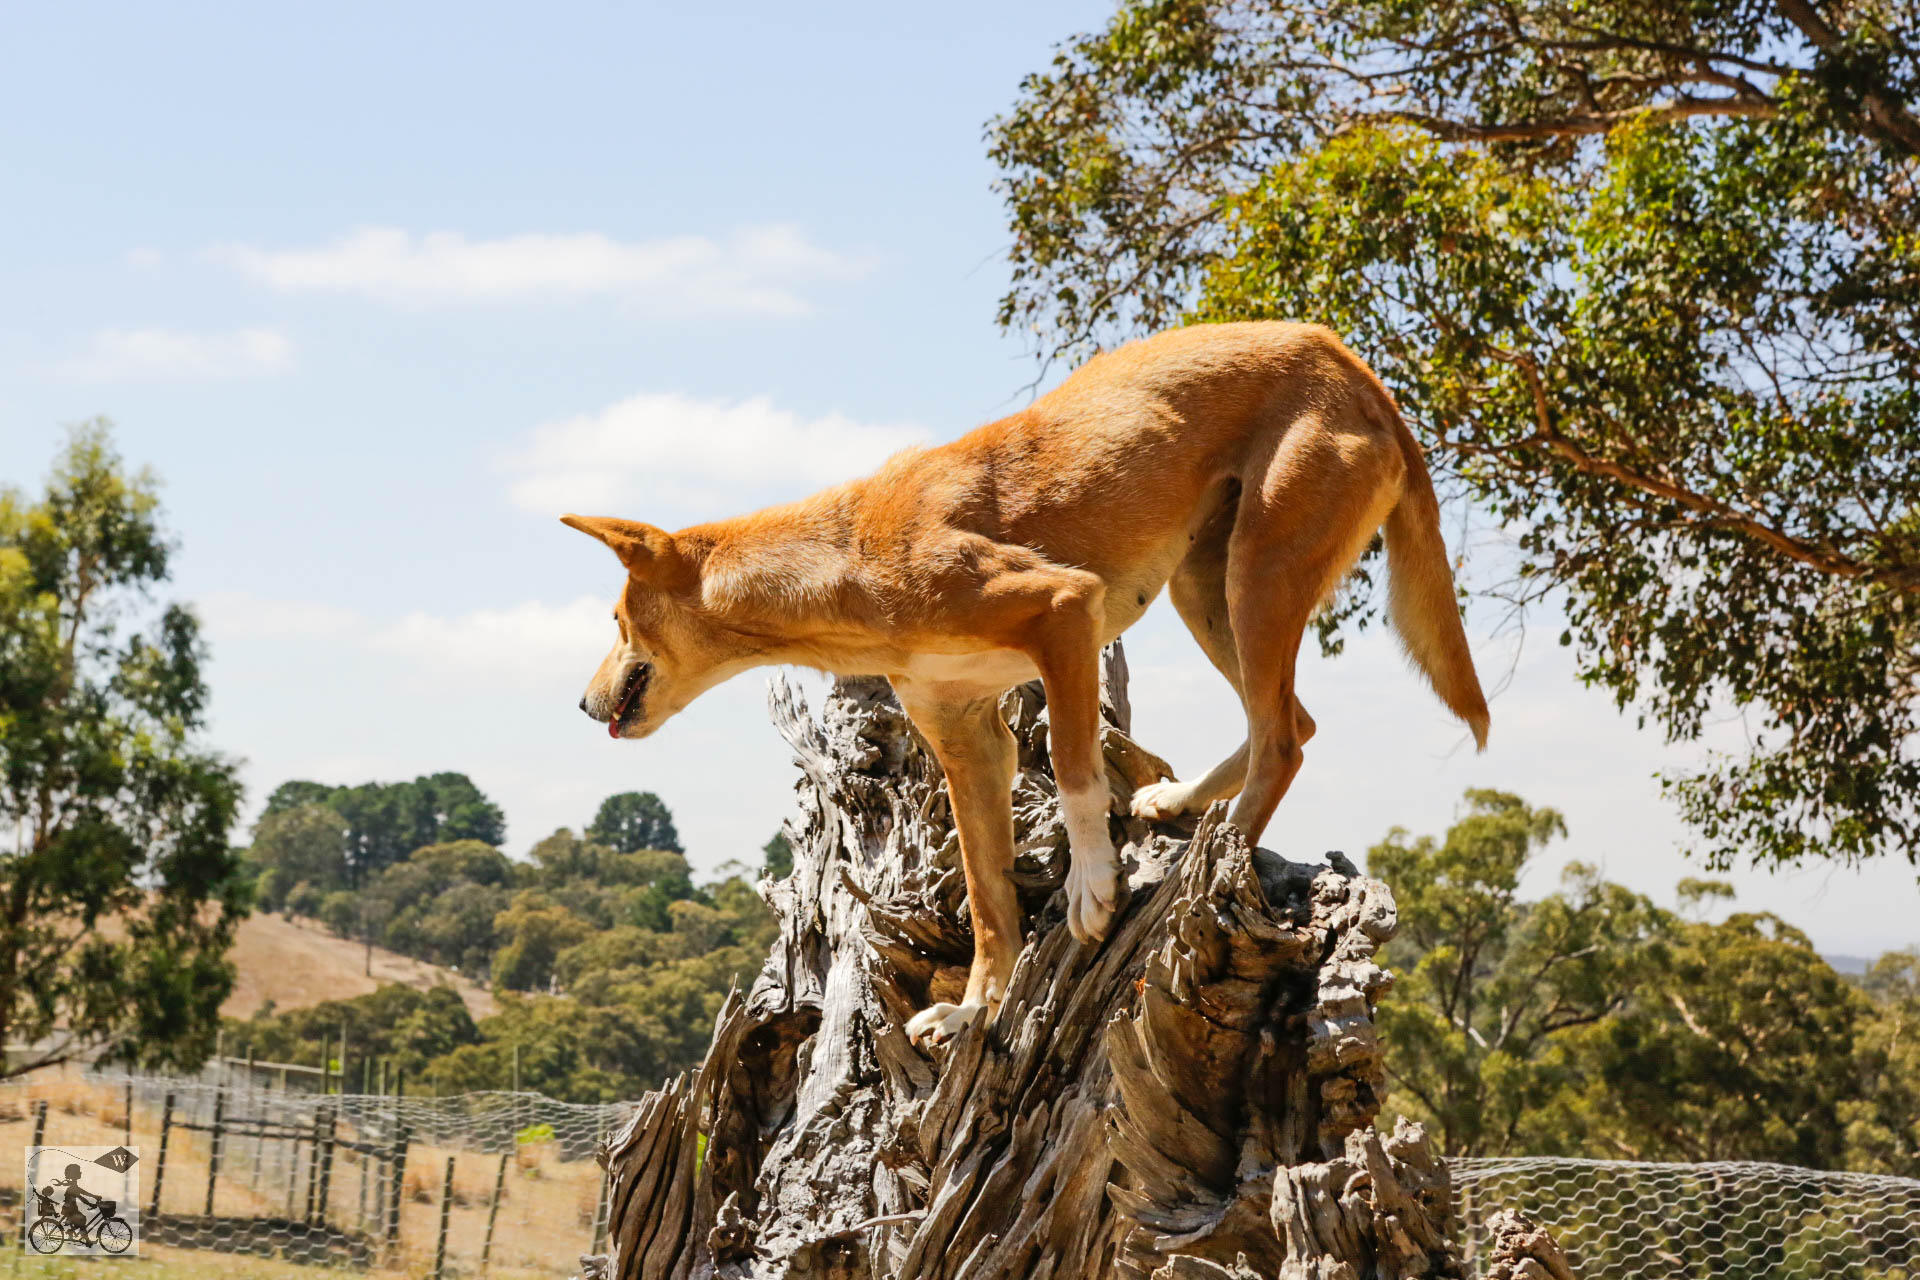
[4,1071,1920,1278]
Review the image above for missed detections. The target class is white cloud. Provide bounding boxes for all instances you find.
[61,328,293,381]
[195,589,607,692]
[195,591,360,640]
[370,596,610,688]
[500,391,933,518]
[208,224,870,312]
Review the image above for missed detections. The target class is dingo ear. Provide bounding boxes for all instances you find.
[561,515,694,589]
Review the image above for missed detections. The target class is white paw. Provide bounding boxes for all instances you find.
[1130,779,1194,822]
[905,1001,987,1047]
[1065,847,1118,944]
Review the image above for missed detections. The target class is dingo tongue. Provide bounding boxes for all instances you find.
[608,717,621,740]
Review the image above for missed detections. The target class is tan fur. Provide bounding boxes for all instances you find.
[564,321,1489,1044]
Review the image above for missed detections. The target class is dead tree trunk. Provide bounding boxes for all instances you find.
[596,647,1534,1280]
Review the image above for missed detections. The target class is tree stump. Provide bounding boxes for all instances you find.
[594,646,1542,1280]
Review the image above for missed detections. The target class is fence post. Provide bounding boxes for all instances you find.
[250,1078,266,1194]
[204,1088,226,1217]
[385,1123,410,1257]
[480,1149,509,1273]
[25,1098,49,1248]
[432,1155,456,1280]
[149,1092,174,1218]
[123,1079,133,1146]
[315,1103,338,1227]
[589,1112,610,1256]
[304,1103,324,1223]
[285,1123,301,1218]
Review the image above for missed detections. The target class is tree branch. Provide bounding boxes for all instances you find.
[1773,0,1920,155]
[1364,95,1776,143]
[1486,347,1881,582]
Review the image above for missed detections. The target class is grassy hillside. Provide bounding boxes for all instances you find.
[223,913,496,1023]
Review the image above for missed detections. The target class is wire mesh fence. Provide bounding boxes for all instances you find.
[4,1071,1920,1278]
[1454,1156,1920,1279]
[2,1071,630,1280]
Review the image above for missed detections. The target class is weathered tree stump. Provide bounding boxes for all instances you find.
[593,647,1555,1280]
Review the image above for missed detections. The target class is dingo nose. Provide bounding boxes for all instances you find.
[578,696,589,715]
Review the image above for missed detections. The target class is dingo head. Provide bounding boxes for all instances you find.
[562,515,754,740]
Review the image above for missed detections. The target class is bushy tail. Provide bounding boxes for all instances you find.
[1382,415,1490,749]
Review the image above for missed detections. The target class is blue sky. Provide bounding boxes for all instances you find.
[5,2,1915,955]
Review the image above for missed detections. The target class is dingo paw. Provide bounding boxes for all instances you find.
[1065,850,1118,944]
[905,1001,987,1047]
[1130,779,1195,822]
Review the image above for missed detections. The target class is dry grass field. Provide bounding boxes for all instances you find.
[222,915,497,1023]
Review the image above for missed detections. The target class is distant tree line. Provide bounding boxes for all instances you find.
[1379,790,1920,1176]
[232,783,780,1102]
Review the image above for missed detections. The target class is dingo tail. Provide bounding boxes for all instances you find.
[1382,414,1490,749]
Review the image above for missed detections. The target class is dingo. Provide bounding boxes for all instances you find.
[565,322,1488,1045]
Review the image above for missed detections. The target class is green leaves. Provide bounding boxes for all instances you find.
[0,422,244,1075]
[993,0,1920,868]
[586,790,683,855]
[1373,790,1918,1170]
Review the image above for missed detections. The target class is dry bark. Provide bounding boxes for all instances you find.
[589,646,1561,1280]
[1479,1212,1578,1280]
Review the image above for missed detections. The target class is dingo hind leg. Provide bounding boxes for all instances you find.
[1132,498,1252,821]
[1132,481,1320,824]
[1223,413,1404,844]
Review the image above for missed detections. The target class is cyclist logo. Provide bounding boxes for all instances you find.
[25,1145,139,1256]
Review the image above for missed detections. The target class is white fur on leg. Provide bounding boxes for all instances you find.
[905,1000,987,1046]
[1060,778,1118,943]
[1130,778,1197,822]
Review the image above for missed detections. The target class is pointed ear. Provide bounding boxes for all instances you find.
[560,516,695,589]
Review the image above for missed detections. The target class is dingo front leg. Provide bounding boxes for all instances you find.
[892,684,1022,1046]
[1026,579,1118,944]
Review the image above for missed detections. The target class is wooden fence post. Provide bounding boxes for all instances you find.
[480,1150,509,1273]
[384,1123,410,1256]
[123,1079,133,1146]
[314,1103,338,1226]
[285,1125,301,1218]
[148,1092,174,1218]
[23,1099,49,1263]
[589,1112,610,1257]
[303,1102,324,1223]
[432,1155,456,1280]
[204,1088,226,1217]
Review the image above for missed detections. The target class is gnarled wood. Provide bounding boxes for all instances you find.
[589,646,1570,1280]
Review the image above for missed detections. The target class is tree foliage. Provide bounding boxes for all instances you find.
[0,423,245,1074]
[1376,790,1919,1172]
[992,0,1920,868]
[223,984,480,1088]
[233,786,774,1101]
[587,790,683,854]
[261,771,505,883]
[1372,791,1669,1155]
[247,803,349,914]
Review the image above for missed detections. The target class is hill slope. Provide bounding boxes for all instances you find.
[223,912,498,1022]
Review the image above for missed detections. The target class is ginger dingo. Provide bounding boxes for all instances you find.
[565,321,1488,1045]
